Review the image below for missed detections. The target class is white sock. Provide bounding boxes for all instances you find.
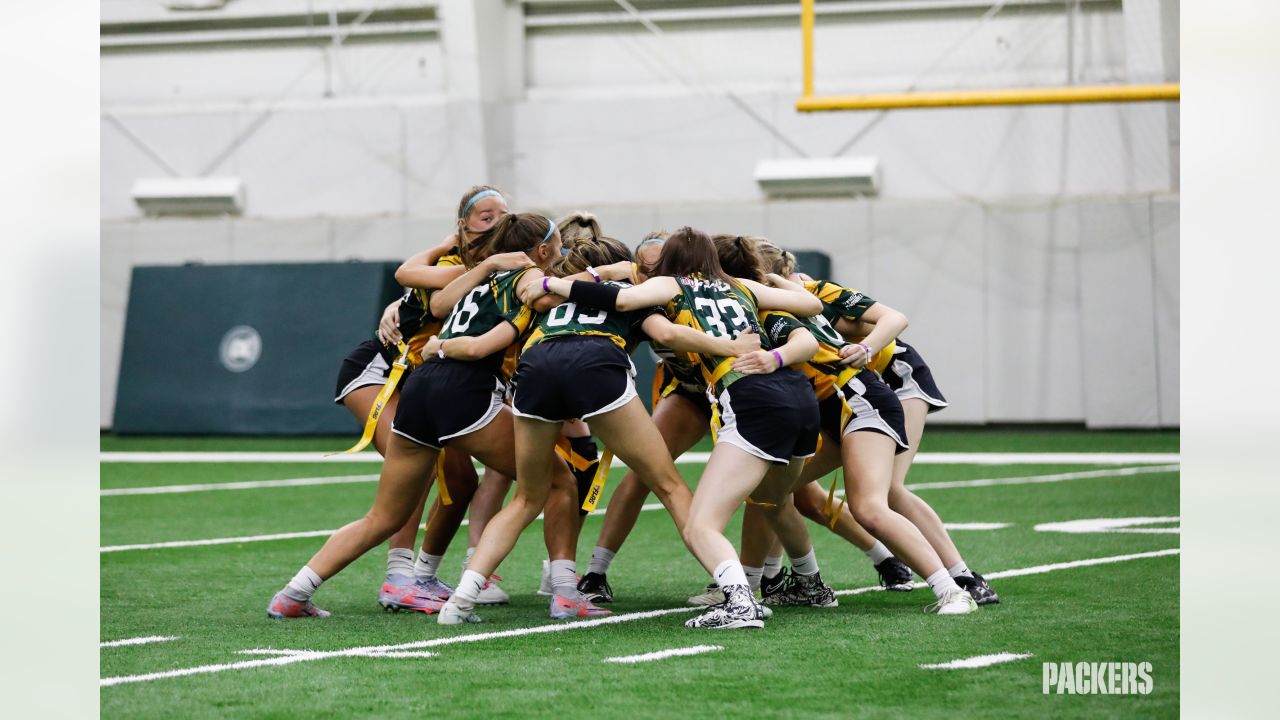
[550,559,578,597]
[947,562,974,579]
[865,541,893,565]
[452,569,487,611]
[282,566,323,602]
[925,568,962,600]
[713,560,750,590]
[415,551,445,580]
[386,548,415,578]
[790,549,819,576]
[744,565,764,592]
[587,547,616,576]
[762,554,784,580]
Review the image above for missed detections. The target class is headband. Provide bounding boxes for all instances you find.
[540,217,557,244]
[636,236,666,251]
[461,189,502,218]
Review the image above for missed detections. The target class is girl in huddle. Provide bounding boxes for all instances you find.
[436,223,760,624]
[327,185,507,613]
[267,210,564,618]
[540,227,826,629]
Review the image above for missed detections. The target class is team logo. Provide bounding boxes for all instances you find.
[219,325,262,373]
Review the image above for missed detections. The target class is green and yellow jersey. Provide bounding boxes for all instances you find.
[662,274,769,397]
[760,310,861,401]
[438,268,535,375]
[396,247,464,366]
[523,281,656,353]
[802,278,894,375]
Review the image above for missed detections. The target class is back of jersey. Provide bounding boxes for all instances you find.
[761,310,857,401]
[664,275,765,397]
[438,268,535,375]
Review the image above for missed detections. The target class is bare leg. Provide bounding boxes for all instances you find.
[842,431,946,579]
[342,390,430,554]
[467,467,513,548]
[682,443,771,575]
[419,449,480,556]
[886,399,965,568]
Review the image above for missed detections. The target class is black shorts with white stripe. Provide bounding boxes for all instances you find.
[819,370,910,454]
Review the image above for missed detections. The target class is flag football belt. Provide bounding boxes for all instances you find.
[329,341,409,458]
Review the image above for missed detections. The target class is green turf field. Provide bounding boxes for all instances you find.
[100,430,1179,718]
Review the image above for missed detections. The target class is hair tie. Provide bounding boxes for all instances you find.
[461,189,502,218]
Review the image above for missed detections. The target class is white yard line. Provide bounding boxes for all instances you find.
[100,450,1179,465]
[942,522,1011,531]
[102,474,380,496]
[919,652,1034,670]
[239,648,437,659]
[604,645,724,664]
[100,548,1178,688]
[906,464,1180,491]
[100,636,178,649]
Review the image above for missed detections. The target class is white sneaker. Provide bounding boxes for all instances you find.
[437,600,483,625]
[687,582,722,606]
[475,574,510,605]
[926,588,979,616]
[537,559,553,596]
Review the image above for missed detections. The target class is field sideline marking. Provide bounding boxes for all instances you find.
[604,645,724,664]
[101,636,178,649]
[100,462,1179,552]
[100,450,1179,465]
[100,462,1180,498]
[919,652,1034,670]
[100,548,1179,688]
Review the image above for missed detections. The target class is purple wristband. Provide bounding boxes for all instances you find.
[542,276,551,294]
[771,350,784,369]
[858,342,873,361]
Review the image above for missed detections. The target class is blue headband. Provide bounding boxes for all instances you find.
[461,189,502,218]
[636,236,665,250]
[541,217,556,244]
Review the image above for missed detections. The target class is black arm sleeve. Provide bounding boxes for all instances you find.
[567,279,622,310]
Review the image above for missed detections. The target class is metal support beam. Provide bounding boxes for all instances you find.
[797,83,1180,112]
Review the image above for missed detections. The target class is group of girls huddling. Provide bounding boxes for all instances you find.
[268,184,1000,630]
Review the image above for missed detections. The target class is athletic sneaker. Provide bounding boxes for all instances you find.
[684,586,764,630]
[378,574,445,614]
[549,592,612,619]
[414,575,454,600]
[954,572,1000,605]
[577,572,613,604]
[436,600,483,625]
[875,557,916,592]
[267,591,330,619]
[925,588,979,616]
[475,574,510,605]
[764,570,839,608]
[687,581,722,607]
[535,556,550,594]
[760,570,788,601]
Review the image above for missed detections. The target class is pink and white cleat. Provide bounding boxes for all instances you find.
[549,592,612,619]
[267,591,330,619]
[378,574,445,614]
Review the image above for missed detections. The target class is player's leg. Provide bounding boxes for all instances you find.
[463,467,514,604]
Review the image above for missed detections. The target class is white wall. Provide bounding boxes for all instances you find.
[100,0,1179,428]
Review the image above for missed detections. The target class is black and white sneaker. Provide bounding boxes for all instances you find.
[577,572,614,604]
[764,570,839,608]
[684,585,764,629]
[875,557,916,592]
[760,569,789,604]
[955,572,1000,605]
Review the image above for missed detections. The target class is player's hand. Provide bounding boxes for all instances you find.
[764,272,787,288]
[377,299,403,345]
[838,342,869,368]
[733,349,780,375]
[728,328,762,357]
[485,251,536,272]
[422,334,442,359]
[599,261,635,282]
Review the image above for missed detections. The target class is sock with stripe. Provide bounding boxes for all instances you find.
[386,548,414,579]
[415,551,445,580]
[790,549,820,576]
[283,566,323,602]
[947,561,974,579]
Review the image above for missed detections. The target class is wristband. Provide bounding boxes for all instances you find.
[771,350,784,369]
[437,340,446,359]
[542,276,551,294]
[568,279,622,310]
[586,265,602,283]
[858,342,872,361]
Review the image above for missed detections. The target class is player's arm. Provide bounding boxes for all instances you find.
[517,264,639,311]
[641,315,761,357]
[394,236,463,288]
[541,275,679,312]
[429,252,535,318]
[740,277,824,317]
[835,303,908,368]
[376,297,404,345]
[421,324,517,362]
[733,323,819,375]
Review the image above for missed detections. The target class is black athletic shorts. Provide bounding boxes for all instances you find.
[511,336,637,422]
[390,359,506,449]
[666,385,713,420]
[881,340,948,413]
[333,339,402,403]
[819,371,910,454]
[713,369,820,465]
